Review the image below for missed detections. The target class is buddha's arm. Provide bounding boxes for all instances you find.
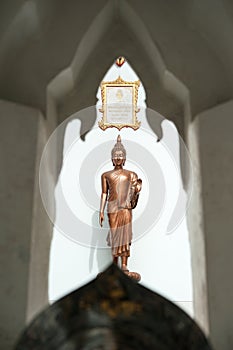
[99,174,108,227]
[129,172,142,209]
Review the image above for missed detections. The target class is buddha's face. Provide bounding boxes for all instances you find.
[112,150,125,166]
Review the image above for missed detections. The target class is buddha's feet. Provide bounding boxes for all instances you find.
[123,270,141,282]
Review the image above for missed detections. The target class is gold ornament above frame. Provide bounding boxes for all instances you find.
[98,76,141,131]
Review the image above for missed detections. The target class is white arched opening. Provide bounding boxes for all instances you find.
[48,59,193,316]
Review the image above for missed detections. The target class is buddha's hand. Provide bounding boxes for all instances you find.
[99,212,104,227]
[136,178,142,193]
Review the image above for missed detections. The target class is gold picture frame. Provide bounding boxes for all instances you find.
[98,76,141,131]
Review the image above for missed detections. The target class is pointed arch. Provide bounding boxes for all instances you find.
[45,0,208,334]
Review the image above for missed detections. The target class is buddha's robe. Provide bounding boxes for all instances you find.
[101,169,138,257]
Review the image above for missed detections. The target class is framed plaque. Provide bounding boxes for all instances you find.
[98,76,141,131]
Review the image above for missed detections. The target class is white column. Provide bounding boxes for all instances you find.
[0,100,52,349]
[189,100,233,350]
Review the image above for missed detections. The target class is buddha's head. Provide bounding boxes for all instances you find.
[111,135,126,166]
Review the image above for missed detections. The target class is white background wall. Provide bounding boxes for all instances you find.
[48,62,193,316]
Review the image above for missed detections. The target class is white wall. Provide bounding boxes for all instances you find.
[0,100,43,349]
[194,100,233,349]
[48,62,193,316]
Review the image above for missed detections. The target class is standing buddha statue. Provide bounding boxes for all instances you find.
[99,135,142,279]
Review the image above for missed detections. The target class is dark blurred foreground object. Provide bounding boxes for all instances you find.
[15,264,212,350]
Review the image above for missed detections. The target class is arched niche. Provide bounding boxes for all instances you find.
[40,0,208,335]
[48,60,194,320]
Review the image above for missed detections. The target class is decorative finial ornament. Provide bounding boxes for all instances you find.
[111,135,126,159]
[15,264,213,350]
[115,56,126,67]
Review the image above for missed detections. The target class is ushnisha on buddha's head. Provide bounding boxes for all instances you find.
[111,135,126,167]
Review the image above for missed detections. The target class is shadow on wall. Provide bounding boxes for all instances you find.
[89,210,112,273]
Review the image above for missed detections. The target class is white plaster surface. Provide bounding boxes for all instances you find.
[49,63,193,317]
[0,100,42,349]
[49,120,193,315]
[195,100,233,350]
